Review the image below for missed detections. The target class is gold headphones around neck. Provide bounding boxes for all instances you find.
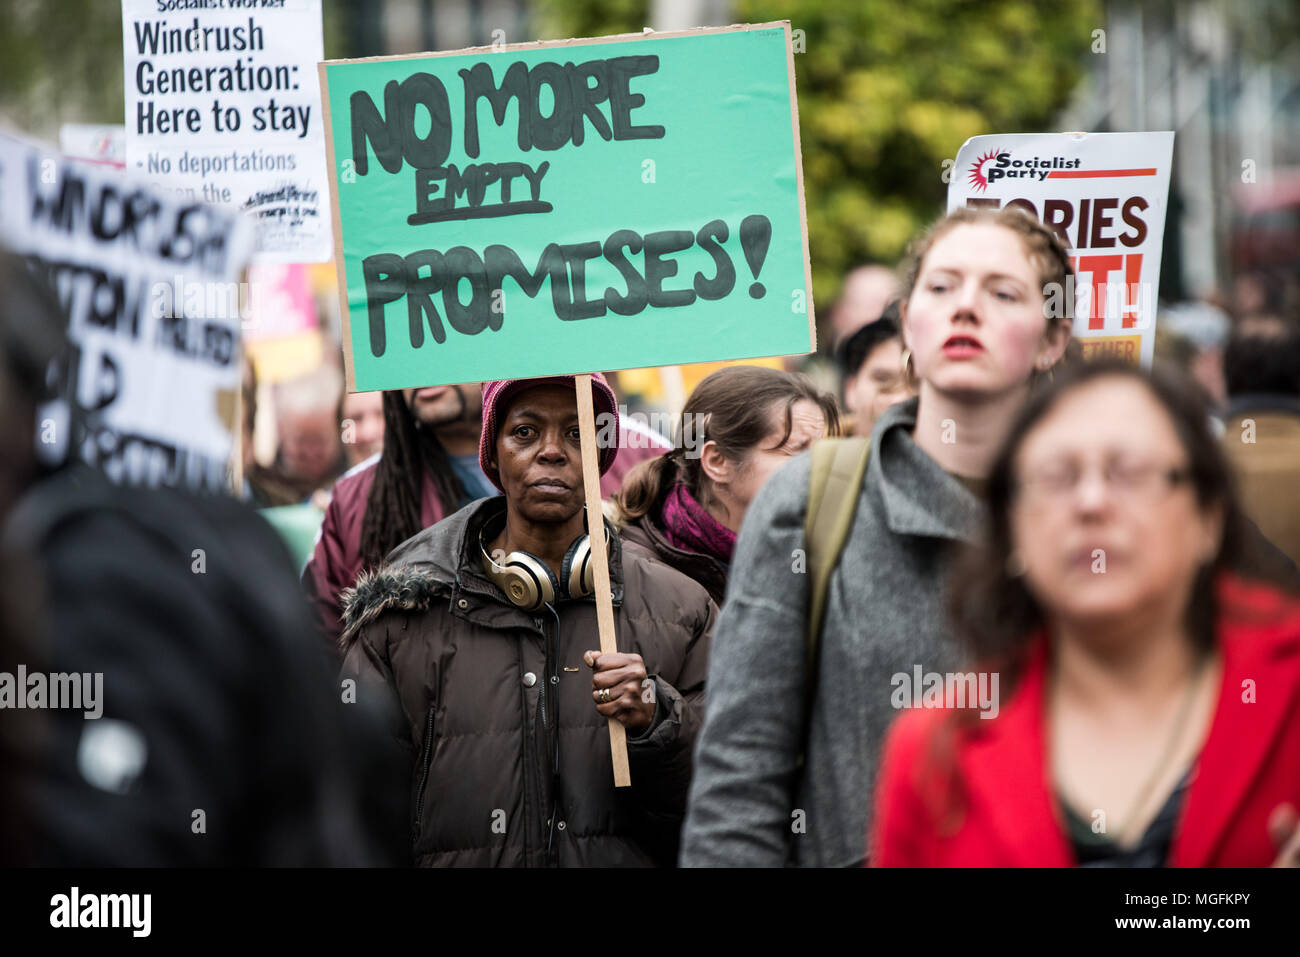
[478,513,594,611]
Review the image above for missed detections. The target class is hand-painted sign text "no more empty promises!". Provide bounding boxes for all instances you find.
[321,23,814,392]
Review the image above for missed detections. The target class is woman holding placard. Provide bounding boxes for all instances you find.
[339,374,713,867]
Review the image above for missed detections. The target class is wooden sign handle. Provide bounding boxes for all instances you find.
[574,373,632,788]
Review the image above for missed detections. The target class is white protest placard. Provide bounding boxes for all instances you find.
[0,130,255,492]
[948,131,1174,367]
[121,0,331,263]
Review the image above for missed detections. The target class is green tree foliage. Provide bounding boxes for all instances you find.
[0,0,125,138]
[538,0,1099,314]
[536,0,651,42]
[0,0,350,140]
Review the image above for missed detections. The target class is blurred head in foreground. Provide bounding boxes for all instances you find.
[951,359,1300,668]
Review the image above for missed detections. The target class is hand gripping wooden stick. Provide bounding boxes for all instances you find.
[574,373,631,787]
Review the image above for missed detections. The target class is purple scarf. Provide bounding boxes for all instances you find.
[658,482,736,565]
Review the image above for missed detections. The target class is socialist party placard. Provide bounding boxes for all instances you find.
[320,23,815,392]
[122,0,331,263]
[0,131,255,492]
[948,132,1174,367]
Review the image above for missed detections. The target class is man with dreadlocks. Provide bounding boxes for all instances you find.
[304,383,490,645]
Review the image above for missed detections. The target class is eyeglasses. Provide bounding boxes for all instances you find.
[1014,459,1194,507]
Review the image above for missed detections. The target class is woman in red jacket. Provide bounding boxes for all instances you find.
[871,359,1300,867]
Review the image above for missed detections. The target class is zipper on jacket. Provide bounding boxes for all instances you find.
[540,605,563,866]
[534,616,549,732]
[412,705,436,840]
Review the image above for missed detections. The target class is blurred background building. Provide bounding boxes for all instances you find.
[1056,0,1300,307]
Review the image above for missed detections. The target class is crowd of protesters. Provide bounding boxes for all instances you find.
[3,201,1299,869]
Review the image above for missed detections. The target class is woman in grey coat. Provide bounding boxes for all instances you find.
[680,207,1074,866]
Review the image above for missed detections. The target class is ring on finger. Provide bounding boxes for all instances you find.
[598,687,610,703]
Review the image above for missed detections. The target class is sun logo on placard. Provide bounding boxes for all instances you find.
[967,148,1002,193]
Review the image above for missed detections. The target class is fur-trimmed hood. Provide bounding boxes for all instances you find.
[338,563,446,647]
[338,497,627,647]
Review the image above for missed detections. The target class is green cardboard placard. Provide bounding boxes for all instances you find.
[320,22,814,392]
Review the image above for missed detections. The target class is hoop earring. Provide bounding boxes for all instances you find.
[900,348,916,387]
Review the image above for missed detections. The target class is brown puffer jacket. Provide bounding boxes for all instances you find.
[339,496,715,867]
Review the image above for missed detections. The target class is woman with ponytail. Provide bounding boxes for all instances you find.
[615,366,839,606]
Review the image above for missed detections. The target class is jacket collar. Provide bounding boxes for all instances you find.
[869,397,985,543]
[955,574,1300,866]
[340,496,625,644]
[453,496,626,595]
